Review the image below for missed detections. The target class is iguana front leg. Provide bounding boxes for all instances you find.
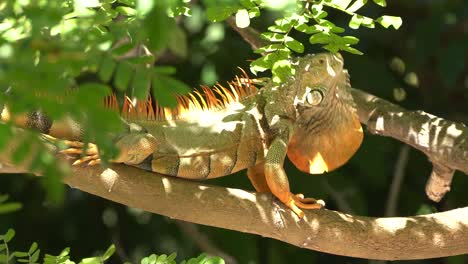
[247,119,324,217]
[266,138,323,217]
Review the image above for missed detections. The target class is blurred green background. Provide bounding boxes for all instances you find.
[1,0,467,263]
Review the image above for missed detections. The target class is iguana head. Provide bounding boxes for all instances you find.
[287,52,363,174]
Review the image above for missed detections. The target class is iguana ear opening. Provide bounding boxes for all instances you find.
[287,114,363,174]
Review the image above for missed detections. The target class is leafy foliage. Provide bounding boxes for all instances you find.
[206,0,402,82]
[0,228,224,264]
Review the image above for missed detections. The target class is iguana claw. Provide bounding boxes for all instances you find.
[287,194,324,218]
[61,142,100,166]
[42,134,101,166]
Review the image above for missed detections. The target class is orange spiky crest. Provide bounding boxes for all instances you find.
[105,70,259,121]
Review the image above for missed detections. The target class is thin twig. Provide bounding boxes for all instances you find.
[384,145,410,217]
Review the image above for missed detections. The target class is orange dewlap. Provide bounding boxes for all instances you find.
[287,114,363,174]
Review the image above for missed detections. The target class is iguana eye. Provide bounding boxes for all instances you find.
[306,89,323,106]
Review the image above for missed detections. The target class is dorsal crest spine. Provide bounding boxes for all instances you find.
[106,69,259,121]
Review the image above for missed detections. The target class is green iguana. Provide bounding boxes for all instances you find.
[1,52,363,218]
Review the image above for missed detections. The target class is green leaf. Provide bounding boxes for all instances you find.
[248,7,260,18]
[320,20,344,33]
[342,36,359,45]
[116,6,137,16]
[114,62,133,91]
[81,256,101,264]
[235,9,250,28]
[250,50,290,74]
[153,66,177,75]
[284,37,304,53]
[254,44,285,54]
[349,14,375,29]
[341,45,363,55]
[14,251,28,257]
[111,43,134,56]
[167,253,177,261]
[132,69,151,99]
[167,26,188,58]
[376,15,403,29]
[145,4,176,51]
[28,242,38,254]
[31,250,40,263]
[240,0,255,9]
[260,32,285,42]
[0,195,9,204]
[346,0,367,13]
[372,0,386,7]
[136,0,154,16]
[126,55,155,65]
[118,0,135,5]
[268,24,292,33]
[272,59,294,83]
[101,245,115,261]
[309,32,331,44]
[152,75,190,107]
[0,202,23,214]
[98,56,116,82]
[328,0,352,10]
[295,24,319,34]
[3,229,15,242]
[206,6,239,22]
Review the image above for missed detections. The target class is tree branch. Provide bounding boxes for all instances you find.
[351,89,467,201]
[0,156,467,260]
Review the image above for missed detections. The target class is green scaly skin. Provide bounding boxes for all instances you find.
[1,53,363,218]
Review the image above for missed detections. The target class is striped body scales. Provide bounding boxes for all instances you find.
[1,53,363,217]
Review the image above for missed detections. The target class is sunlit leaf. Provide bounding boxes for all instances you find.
[116,6,137,16]
[284,37,304,53]
[206,5,239,22]
[3,229,15,242]
[254,44,285,54]
[272,59,294,83]
[309,32,331,44]
[376,15,403,29]
[101,245,115,261]
[372,0,386,7]
[260,32,285,42]
[235,9,250,28]
[347,0,367,13]
[341,45,363,55]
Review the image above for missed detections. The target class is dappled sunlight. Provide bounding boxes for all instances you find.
[226,188,257,203]
[162,177,172,193]
[336,212,355,223]
[432,232,445,247]
[99,168,118,192]
[373,217,409,234]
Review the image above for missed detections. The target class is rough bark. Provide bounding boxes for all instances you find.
[351,88,468,201]
[0,157,467,260]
